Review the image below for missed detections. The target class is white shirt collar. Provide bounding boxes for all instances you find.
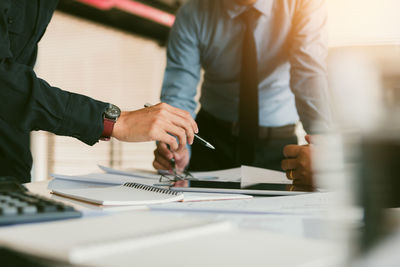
[225,0,274,19]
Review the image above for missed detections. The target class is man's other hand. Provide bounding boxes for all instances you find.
[281,144,313,186]
[153,142,190,172]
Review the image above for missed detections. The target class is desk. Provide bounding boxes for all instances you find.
[1,181,341,267]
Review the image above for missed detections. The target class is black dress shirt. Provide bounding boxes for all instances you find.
[0,0,108,182]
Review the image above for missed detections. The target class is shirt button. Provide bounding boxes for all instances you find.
[8,17,13,24]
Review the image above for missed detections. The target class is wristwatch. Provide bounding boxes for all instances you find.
[100,103,121,141]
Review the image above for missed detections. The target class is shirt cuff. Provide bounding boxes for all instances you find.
[56,92,108,146]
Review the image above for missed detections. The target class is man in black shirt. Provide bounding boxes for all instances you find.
[0,0,197,183]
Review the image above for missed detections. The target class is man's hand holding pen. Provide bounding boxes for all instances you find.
[113,102,198,151]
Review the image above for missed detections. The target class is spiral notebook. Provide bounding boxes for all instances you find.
[52,182,184,206]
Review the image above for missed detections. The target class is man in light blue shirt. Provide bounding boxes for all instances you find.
[153,0,331,177]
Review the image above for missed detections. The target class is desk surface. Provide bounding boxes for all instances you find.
[4,181,341,267]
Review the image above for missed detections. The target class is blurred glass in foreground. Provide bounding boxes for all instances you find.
[312,46,400,266]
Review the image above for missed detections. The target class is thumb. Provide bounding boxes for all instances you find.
[305,135,312,144]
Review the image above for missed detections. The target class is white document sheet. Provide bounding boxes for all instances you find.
[182,192,252,202]
[48,179,113,190]
[191,167,242,182]
[51,172,157,186]
[100,165,241,182]
[0,212,232,264]
[98,165,161,180]
[240,165,291,187]
[152,192,338,216]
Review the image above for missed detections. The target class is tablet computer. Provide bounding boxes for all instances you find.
[170,180,315,196]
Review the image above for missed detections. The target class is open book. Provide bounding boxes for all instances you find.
[52,182,184,206]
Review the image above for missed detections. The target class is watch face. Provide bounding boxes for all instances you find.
[104,104,121,120]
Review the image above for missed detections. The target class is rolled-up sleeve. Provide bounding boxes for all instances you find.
[289,0,332,133]
[161,3,201,119]
[0,1,107,145]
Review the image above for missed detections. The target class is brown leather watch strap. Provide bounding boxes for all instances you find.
[100,117,115,141]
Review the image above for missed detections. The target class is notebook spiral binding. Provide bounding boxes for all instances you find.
[123,182,180,196]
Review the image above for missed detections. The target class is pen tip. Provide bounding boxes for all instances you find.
[207,144,216,150]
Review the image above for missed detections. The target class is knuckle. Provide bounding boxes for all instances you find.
[299,149,308,157]
[178,128,185,137]
[168,136,177,145]
[150,117,159,125]
[149,123,157,132]
[283,146,290,157]
[148,127,158,139]
[154,117,164,126]
[186,121,193,131]
[299,159,307,168]
[157,109,166,116]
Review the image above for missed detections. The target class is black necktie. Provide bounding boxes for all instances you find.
[239,8,260,164]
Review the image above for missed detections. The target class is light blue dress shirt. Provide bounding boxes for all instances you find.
[161,0,331,133]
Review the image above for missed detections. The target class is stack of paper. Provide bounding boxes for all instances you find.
[49,166,254,203]
[98,165,290,185]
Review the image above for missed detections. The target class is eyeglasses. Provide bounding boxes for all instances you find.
[157,169,197,185]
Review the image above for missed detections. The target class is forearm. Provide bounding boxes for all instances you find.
[0,59,107,145]
[161,79,198,119]
[289,0,331,133]
[291,74,331,133]
[161,49,200,118]
[161,1,201,119]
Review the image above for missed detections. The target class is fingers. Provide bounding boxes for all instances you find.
[153,143,173,170]
[283,145,302,158]
[152,119,187,150]
[157,142,174,162]
[285,167,308,183]
[282,145,313,186]
[157,132,179,151]
[165,124,187,150]
[153,142,190,172]
[305,134,312,144]
[162,103,198,133]
[172,148,190,171]
[154,103,198,147]
[282,164,312,186]
[158,142,173,157]
[285,169,297,180]
[153,159,170,171]
[281,158,298,171]
[171,118,195,146]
